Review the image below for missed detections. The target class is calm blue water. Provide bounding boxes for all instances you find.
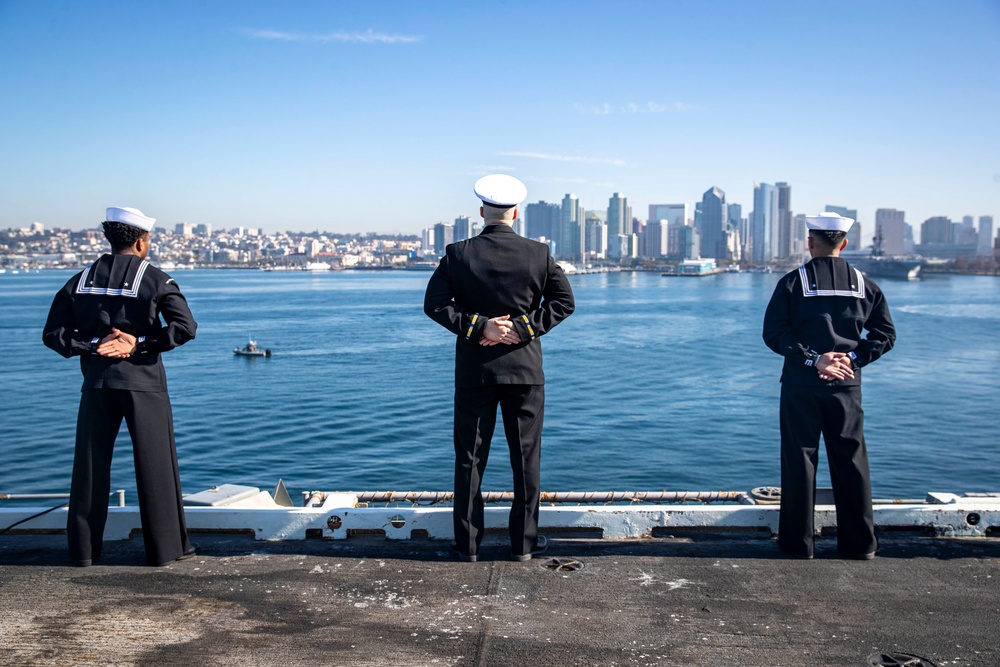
[2,268,998,502]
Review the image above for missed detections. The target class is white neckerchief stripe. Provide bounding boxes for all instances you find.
[75,259,150,298]
[798,265,866,298]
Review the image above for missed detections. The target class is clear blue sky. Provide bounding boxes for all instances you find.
[1,0,998,240]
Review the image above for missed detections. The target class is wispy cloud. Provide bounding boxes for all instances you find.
[575,101,689,115]
[623,101,688,113]
[238,28,420,44]
[574,102,612,116]
[472,165,516,173]
[502,151,626,167]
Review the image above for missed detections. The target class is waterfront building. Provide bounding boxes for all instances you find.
[679,258,717,274]
[643,219,669,258]
[524,201,560,244]
[453,215,471,243]
[921,216,953,244]
[421,228,435,254]
[825,205,860,250]
[585,217,607,260]
[698,187,727,260]
[776,182,792,259]
[875,209,908,255]
[669,222,700,260]
[751,183,777,263]
[791,214,808,259]
[560,194,585,261]
[958,216,979,245]
[433,222,453,255]
[979,216,994,255]
[648,204,688,228]
[607,194,632,238]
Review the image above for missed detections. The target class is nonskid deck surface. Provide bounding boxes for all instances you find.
[1,533,997,666]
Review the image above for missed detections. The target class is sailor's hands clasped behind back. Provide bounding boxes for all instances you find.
[480,315,522,347]
[816,351,855,381]
[96,328,137,359]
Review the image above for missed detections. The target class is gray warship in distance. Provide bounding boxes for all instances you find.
[848,230,922,280]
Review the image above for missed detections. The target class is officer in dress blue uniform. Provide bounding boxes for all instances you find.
[763,213,896,560]
[424,175,575,562]
[43,207,197,567]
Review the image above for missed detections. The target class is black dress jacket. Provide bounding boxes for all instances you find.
[424,224,575,387]
[762,256,895,387]
[43,253,197,392]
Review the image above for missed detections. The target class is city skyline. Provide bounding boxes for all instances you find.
[1,1,998,236]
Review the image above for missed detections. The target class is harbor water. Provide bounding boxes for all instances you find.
[2,269,998,503]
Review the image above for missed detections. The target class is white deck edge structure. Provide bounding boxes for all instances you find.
[2,488,999,541]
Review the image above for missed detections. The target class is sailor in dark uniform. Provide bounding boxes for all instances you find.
[424,174,575,562]
[763,212,896,560]
[43,207,197,567]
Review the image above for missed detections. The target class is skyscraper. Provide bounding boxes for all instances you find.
[979,216,994,255]
[453,215,472,243]
[648,204,689,228]
[524,201,560,243]
[643,219,669,258]
[921,216,953,244]
[776,182,792,259]
[607,193,631,238]
[875,209,907,255]
[585,216,607,259]
[433,222,453,255]
[751,183,777,264]
[825,205,860,250]
[560,194,585,261]
[698,187,727,260]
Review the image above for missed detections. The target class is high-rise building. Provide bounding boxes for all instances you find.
[433,222,453,255]
[585,217,607,259]
[175,222,194,236]
[921,216,953,244]
[978,216,994,255]
[825,205,860,250]
[776,182,792,259]
[607,194,631,237]
[792,214,808,258]
[648,204,689,228]
[193,223,212,236]
[668,222,699,260]
[524,201,560,243]
[698,187,727,260]
[642,219,669,258]
[875,209,907,255]
[421,227,435,254]
[751,183,777,264]
[958,216,979,245]
[560,194,585,261]
[453,215,472,242]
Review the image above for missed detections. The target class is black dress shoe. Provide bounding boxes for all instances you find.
[450,543,478,562]
[72,559,92,568]
[176,544,199,561]
[154,544,199,566]
[510,535,548,562]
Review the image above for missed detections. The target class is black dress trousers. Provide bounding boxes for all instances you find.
[453,384,544,557]
[778,384,876,558]
[69,389,192,566]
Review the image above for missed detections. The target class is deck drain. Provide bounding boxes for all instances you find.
[867,652,938,667]
[543,558,584,572]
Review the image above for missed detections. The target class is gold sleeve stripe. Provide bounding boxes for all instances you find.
[465,313,479,340]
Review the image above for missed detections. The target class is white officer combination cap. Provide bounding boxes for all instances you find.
[474,174,527,208]
[805,213,854,233]
[106,206,156,232]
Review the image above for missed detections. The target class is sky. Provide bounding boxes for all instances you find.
[1,0,998,241]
